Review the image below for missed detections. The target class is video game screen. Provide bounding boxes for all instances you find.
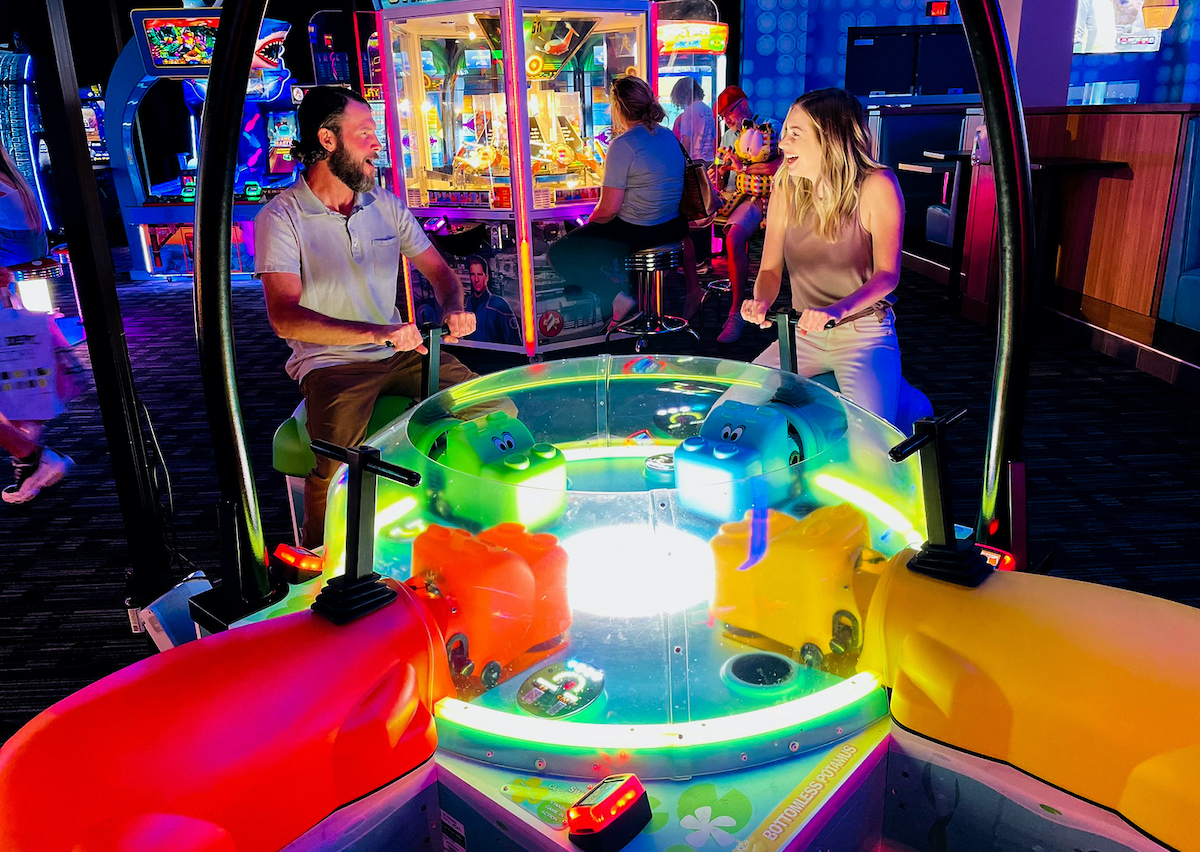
[1074,0,1165,53]
[267,112,298,175]
[140,16,220,70]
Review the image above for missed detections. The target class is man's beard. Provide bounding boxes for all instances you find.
[328,139,375,193]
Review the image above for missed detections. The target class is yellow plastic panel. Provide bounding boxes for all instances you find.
[860,559,1200,851]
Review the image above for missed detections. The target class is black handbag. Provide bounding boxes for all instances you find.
[675,136,721,223]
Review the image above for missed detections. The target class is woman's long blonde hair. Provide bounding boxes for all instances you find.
[774,88,881,241]
[0,144,42,231]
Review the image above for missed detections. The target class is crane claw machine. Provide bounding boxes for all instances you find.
[379,0,653,356]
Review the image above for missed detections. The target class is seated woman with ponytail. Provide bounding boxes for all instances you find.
[548,74,699,324]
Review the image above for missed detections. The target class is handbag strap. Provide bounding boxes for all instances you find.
[673,132,698,167]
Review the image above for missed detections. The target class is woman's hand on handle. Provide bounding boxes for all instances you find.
[740,298,772,328]
[797,307,839,335]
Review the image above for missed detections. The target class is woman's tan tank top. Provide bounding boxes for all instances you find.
[784,205,873,311]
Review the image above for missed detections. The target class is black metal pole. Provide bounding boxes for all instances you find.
[958,0,1034,558]
[16,0,174,610]
[193,0,274,605]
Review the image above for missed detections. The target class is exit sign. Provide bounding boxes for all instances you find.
[926,1,951,16]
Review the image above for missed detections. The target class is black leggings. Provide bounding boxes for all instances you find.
[547,215,688,313]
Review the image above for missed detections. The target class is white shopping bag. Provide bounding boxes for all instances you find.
[0,308,67,421]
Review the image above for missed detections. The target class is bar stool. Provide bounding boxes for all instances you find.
[605,242,698,353]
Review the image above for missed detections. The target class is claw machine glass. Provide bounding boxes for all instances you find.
[656,18,728,133]
[381,0,652,356]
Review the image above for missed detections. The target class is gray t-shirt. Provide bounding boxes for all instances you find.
[603,123,684,226]
[254,176,432,382]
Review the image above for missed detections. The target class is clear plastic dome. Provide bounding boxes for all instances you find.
[321,354,925,779]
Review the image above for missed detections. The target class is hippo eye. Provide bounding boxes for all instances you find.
[492,437,506,450]
[729,425,746,441]
[720,423,733,441]
[501,431,515,450]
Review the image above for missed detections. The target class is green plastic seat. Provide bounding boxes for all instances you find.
[272,395,415,478]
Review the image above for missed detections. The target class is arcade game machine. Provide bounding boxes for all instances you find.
[0,52,55,232]
[357,16,394,186]
[6,354,1200,852]
[655,18,727,130]
[104,11,298,279]
[79,84,110,166]
[7,0,1200,848]
[0,51,88,339]
[308,10,394,189]
[380,0,654,356]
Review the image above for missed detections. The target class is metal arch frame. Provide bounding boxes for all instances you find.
[957,0,1034,561]
[190,0,1034,604]
[192,0,279,620]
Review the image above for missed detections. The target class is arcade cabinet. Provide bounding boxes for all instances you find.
[0,52,55,231]
[7,355,1199,852]
[308,11,393,188]
[655,18,728,130]
[379,0,654,356]
[104,10,298,279]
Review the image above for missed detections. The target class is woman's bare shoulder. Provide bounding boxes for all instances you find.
[861,167,901,195]
[859,168,903,210]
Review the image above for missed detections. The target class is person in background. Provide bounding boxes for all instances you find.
[740,88,906,425]
[549,75,701,325]
[712,85,783,343]
[671,77,716,164]
[255,86,479,548]
[463,255,521,346]
[671,77,718,275]
[0,145,74,504]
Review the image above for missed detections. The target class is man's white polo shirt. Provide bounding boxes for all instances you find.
[254,175,432,382]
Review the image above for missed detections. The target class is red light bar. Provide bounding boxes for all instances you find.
[978,544,1017,571]
[270,543,324,583]
[567,773,651,850]
[926,1,951,16]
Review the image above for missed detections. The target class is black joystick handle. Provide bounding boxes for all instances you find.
[306,442,423,625]
[888,407,991,588]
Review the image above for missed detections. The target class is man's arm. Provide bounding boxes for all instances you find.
[261,271,425,351]
[409,244,476,340]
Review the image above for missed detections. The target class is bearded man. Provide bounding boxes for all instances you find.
[254,86,477,547]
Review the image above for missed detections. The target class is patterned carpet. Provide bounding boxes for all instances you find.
[2,246,1198,743]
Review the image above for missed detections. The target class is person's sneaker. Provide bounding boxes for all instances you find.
[2,448,73,505]
[2,451,41,505]
[717,313,745,343]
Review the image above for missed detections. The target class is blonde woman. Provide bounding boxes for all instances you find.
[740,88,906,425]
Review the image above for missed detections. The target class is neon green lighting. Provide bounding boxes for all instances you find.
[560,445,664,461]
[435,673,880,749]
[813,474,924,548]
[374,496,419,533]
[446,372,760,408]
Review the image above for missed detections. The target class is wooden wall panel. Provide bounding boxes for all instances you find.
[1026,112,1183,316]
